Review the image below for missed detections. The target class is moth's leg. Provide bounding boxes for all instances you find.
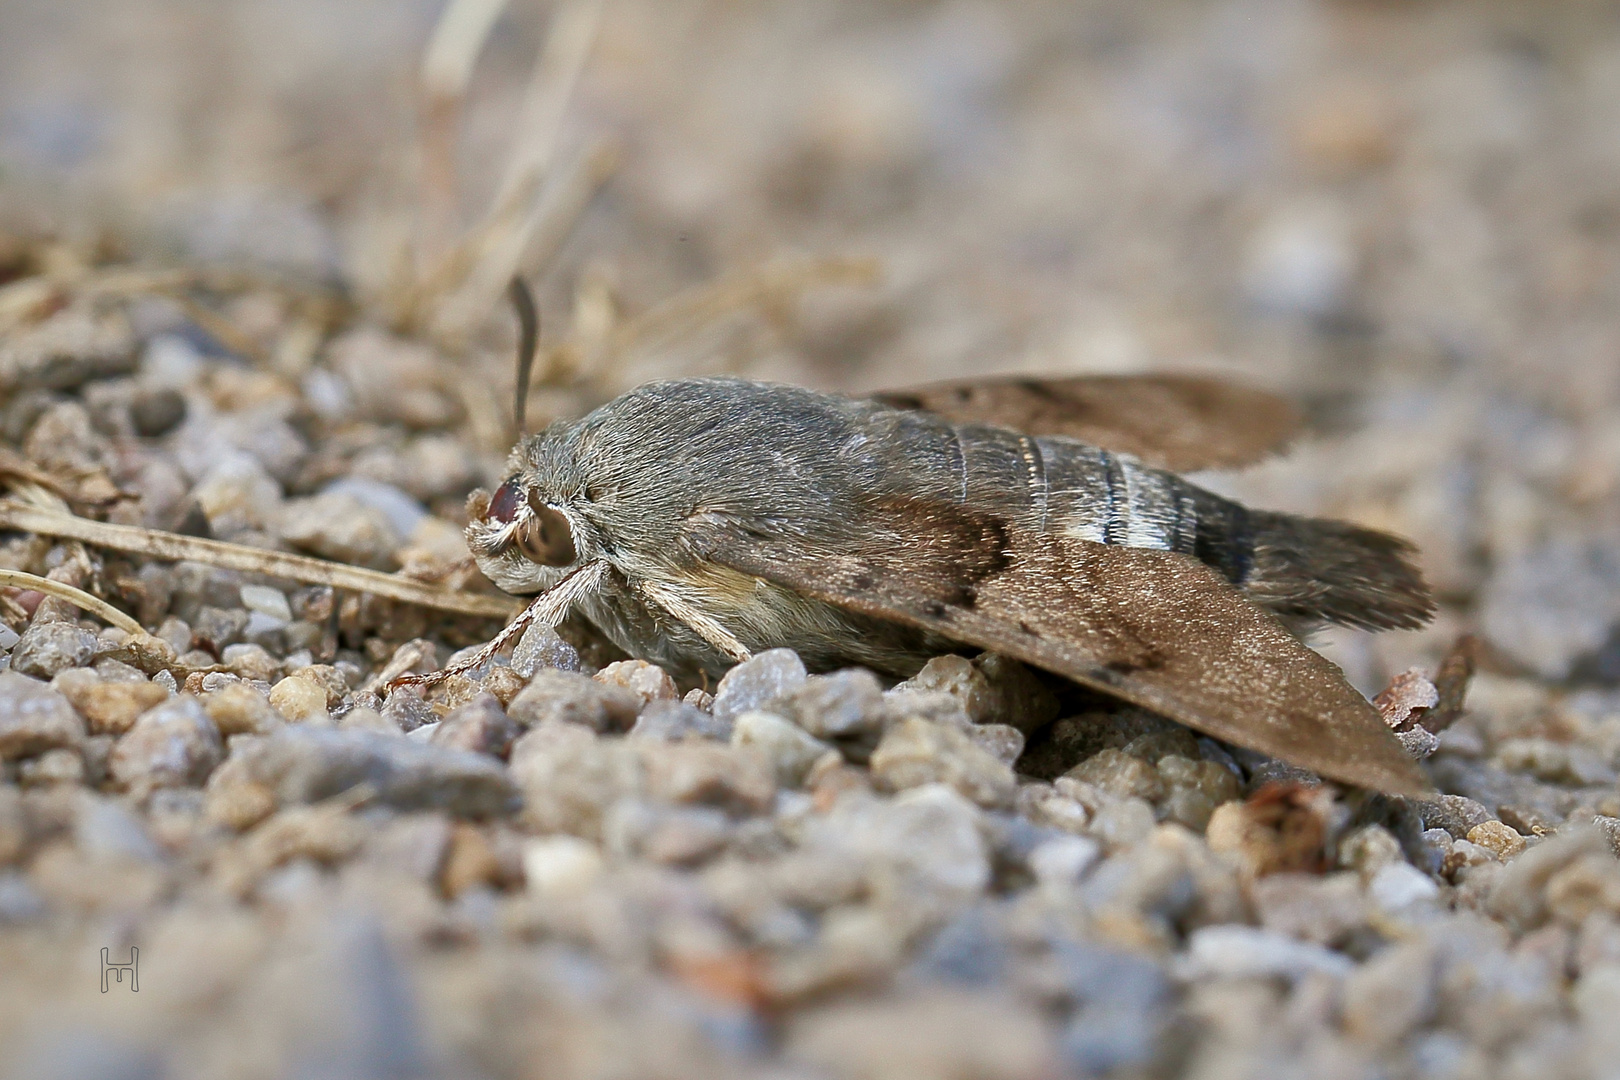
[389,561,608,690]
[632,577,753,663]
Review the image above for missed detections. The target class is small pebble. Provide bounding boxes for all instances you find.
[56,673,169,736]
[430,693,519,758]
[203,683,283,736]
[869,717,1016,809]
[268,674,331,724]
[109,694,224,794]
[9,621,97,680]
[1457,821,1524,869]
[1369,862,1441,911]
[0,671,87,759]
[1029,835,1103,888]
[16,747,85,787]
[1177,924,1354,981]
[594,659,678,707]
[510,624,580,676]
[221,643,280,683]
[776,669,886,741]
[381,692,436,734]
[712,649,806,723]
[522,835,604,899]
[628,699,732,742]
[238,584,291,623]
[508,669,640,733]
[730,710,833,788]
[1065,748,1165,803]
[278,492,401,569]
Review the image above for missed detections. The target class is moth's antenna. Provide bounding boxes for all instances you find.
[508,275,539,435]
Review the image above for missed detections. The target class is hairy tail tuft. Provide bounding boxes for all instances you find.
[1241,511,1435,633]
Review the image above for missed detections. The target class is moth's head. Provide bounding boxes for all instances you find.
[465,428,600,595]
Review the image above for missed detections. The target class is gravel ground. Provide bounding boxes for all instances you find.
[3,2,1620,1079]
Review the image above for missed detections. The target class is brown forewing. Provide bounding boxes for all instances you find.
[870,373,1302,472]
[689,498,1428,796]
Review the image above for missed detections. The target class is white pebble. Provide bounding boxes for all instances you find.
[1177,925,1354,981]
[1028,835,1101,888]
[523,836,604,899]
[1369,862,1441,912]
[239,584,292,623]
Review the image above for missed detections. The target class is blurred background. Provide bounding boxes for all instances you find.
[3,0,1620,687]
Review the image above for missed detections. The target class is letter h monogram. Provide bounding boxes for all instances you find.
[101,947,138,993]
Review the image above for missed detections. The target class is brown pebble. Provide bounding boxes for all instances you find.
[81,682,173,736]
[204,683,283,736]
[1206,782,1331,877]
[642,742,776,815]
[109,695,225,795]
[431,693,519,758]
[595,659,678,707]
[869,716,1016,809]
[16,748,84,787]
[1467,820,1526,860]
[808,755,871,813]
[1064,748,1166,803]
[441,823,503,898]
[480,665,527,706]
[268,675,330,723]
[509,669,640,733]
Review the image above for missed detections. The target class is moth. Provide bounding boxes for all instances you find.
[424,283,1436,795]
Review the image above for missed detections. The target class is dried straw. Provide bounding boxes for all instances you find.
[0,568,144,636]
[0,502,521,621]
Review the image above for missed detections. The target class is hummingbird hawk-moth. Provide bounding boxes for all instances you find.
[428,282,1436,796]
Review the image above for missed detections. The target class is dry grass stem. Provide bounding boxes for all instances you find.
[0,502,522,620]
[0,568,144,636]
[491,0,606,219]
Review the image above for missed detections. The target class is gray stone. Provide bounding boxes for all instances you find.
[730,710,833,788]
[191,453,282,538]
[711,649,806,723]
[1417,794,1495,839]
[430,693,519,758]
[628,699,733,742]
[214,726,519,818]
[278,492,402,569]
[1177,924,1354,980]
[74,792,164,863]
[0,306,137,393]
[776,669,886,740]
[320,477,426,540]
[1057,943,1170,1075]
[507,669,640,733]
[10,621,97,680]
[0,672,87,760]
[191,606,249,654]
[380,692,436,734]
[109,695,224,792]
[870,717,1016,809]
[811,784,990,901]
[510,624,581,676]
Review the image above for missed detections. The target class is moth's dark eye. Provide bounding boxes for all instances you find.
[488,478,524,523]
[515,495,576,566]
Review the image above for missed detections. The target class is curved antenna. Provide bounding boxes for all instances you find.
[508,275,540,434]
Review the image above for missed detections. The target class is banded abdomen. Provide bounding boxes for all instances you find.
[854,403,1433,633]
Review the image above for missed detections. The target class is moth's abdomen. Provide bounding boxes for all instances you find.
[950,423,1432,633]
[943,423,1200,555]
